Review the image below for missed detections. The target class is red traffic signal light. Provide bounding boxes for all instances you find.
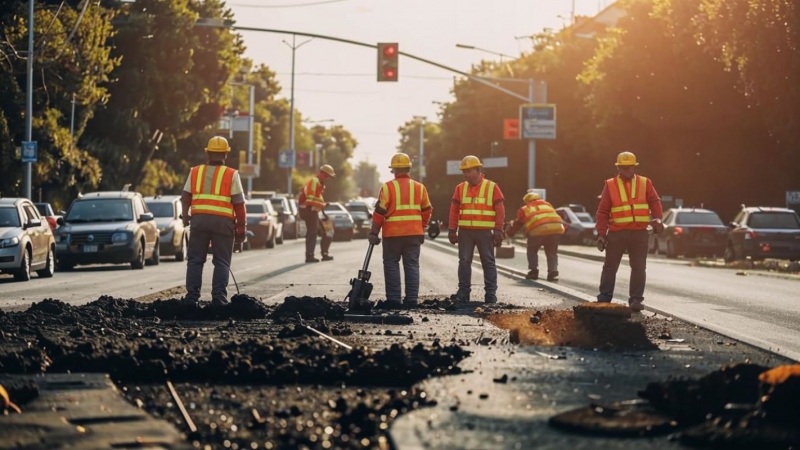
[377,42,399,82]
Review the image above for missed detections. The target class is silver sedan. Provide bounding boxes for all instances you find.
[0,197,56,281]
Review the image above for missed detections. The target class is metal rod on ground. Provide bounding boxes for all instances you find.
[303,325,353,350]
[166,380,197,434]
[229,267,240,295]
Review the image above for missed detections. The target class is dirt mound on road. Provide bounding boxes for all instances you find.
[270,296,346,321]
[487,306,656,351]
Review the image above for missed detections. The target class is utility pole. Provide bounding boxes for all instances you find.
[413,116,426,183]
[528,79,535,190]
[283,35,314,195]
[24,0,34,200]
[247,85,254,194]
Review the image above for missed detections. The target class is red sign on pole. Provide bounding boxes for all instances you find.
[503,119,520,140]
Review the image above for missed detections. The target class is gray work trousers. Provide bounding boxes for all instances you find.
[300,208,331,257]
[527,234,560,272]
[598,229,649,302]
[457,228,497,295]
[185,215,234,302]
[382,235,422,302]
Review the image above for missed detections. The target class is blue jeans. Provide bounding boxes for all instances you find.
[185,215,234,302]
[457,228,497,295]
[382,235,422,302]
[598,229,649,302]
[527,234,560,272]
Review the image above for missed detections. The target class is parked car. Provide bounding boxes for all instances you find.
[323,202,356,241]
[270,196,299,240]
[555,207,596,245]
[34,202,62,231]
[0,198,56,281]
[245,199,282,248]
[54,191,160,270]
[144,195,190,261]
[345,199,374,239]
[724,206,800,262]
[649,208,727,258]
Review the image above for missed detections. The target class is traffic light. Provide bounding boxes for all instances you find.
[296,151,311,168]
[503,119,520,140]
[377,43,399,82]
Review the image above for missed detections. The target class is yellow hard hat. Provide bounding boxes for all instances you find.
[205,136,231,153]
[523,191,541,203]
[459,155,483,170]
[320,164,336,177]
[615,151,639,166]
[389,153,412,169]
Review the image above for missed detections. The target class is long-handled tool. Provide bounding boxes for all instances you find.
[344,243,375,313]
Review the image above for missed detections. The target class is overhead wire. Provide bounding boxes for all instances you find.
[230,0,351,8]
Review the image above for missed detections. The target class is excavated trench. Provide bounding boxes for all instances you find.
[0,295,469,449]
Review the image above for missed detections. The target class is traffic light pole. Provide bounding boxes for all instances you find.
[23,0,34,200]
[247,84,254,194]
[283,35,314,196]
[528,79,535,190]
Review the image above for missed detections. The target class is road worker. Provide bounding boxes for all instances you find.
[298,165,335,263]
[595,151,664,311]
[506,190,565,281]
[448,155,506,304]
[369,153,432,308]
[181,136,246,306]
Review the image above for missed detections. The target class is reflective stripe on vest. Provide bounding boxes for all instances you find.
[458,180,497,229]
[190,165,235,218]
[608,175,650,228]
[305,177,322,203]
[522,201,564,236]
[382,178,426,238]
[385,179,422,222]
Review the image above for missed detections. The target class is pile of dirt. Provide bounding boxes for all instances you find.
[271,296,346,321]
[486,305,656,350]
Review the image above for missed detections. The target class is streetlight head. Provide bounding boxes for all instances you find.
[456,43,476,50]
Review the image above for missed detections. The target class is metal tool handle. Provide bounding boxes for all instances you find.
[362,243,374,272]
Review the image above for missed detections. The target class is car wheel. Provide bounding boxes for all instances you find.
[266,229,276,249]
[666,240,678,258]
[723,242,737,263]
[176,235,187,261]
[146,241,160,266]
[131,240,145,269]
[277,229,284,245]
[36,245,55,278]
[13,247,32,282]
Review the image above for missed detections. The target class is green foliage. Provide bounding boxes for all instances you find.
[352,161,381,198]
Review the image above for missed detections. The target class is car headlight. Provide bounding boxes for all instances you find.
[54,234,67,243]
[0,237,20,248]
[112,232,131,243]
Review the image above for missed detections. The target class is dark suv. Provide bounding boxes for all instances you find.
[55,192,160,270]
[725,206,800,262]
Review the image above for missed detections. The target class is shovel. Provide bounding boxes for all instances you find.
[345,243,376,313]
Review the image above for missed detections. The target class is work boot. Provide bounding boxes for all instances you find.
[628,298,645,312]
[211,297,229,306]
[526,269,539,280]
[484,293,498,304]
[547,271,559,282]
[305,255,319,263]
[321,254,334,262]
[180,297,199,306]
[449,290,470,303]
[382,300,402,309]
[403,298,419,308]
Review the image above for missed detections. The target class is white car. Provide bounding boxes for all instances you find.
[0,198,56,281]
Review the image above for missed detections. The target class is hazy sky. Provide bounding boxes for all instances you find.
[228,0,612,179]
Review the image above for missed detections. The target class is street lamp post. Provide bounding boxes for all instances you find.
[282,35,314,195]
[413,116,426,183]
[23,0,34,200]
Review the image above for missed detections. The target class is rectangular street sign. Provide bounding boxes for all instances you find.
[446,160,461,176]
[520,104,556,140]
[278,149,295,168]
[21,141,37,163]
[482,157,508,168]
[528,188,547,200]
[239,163,260,178]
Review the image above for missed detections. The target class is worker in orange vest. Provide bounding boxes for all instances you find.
[506,190,565,282]
[448,155,506,304]
[180,136,247,306]
[595,152,664,311]
[369,153,432,308]
[298,165,335,263]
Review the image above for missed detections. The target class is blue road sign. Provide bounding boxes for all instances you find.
[278,149,295,168]
[21,141,37,163]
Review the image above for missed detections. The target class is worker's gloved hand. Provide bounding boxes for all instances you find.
[235,224,247,245]
[651,219,665,235]
[596,235,607,252]
[418,235,425,245]
[493,229,505,247]
[368,233,381,246]
[182,216,190,228]
[448,229,458,245]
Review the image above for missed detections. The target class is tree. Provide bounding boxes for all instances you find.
[352,161,380,198]
[309,125,357,201]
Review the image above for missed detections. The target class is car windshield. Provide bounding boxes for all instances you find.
[346,203,370,214]
[270,199,286,213]
[146,202,175,218]
[748,212,800,230]
[325,203,346,213]
[35,203,53,216]
[0,207,21,227]
[246,203,267,214]
[575,212,594,223]
[676,212,723,226]
[66,199,133,222]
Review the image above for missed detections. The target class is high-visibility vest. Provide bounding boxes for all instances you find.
[457,179,497,229]
[299,176,325,210]
[522,200,565,236]
[381,178,426,237]
[607,175,651,231]
[189,164,236,219]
